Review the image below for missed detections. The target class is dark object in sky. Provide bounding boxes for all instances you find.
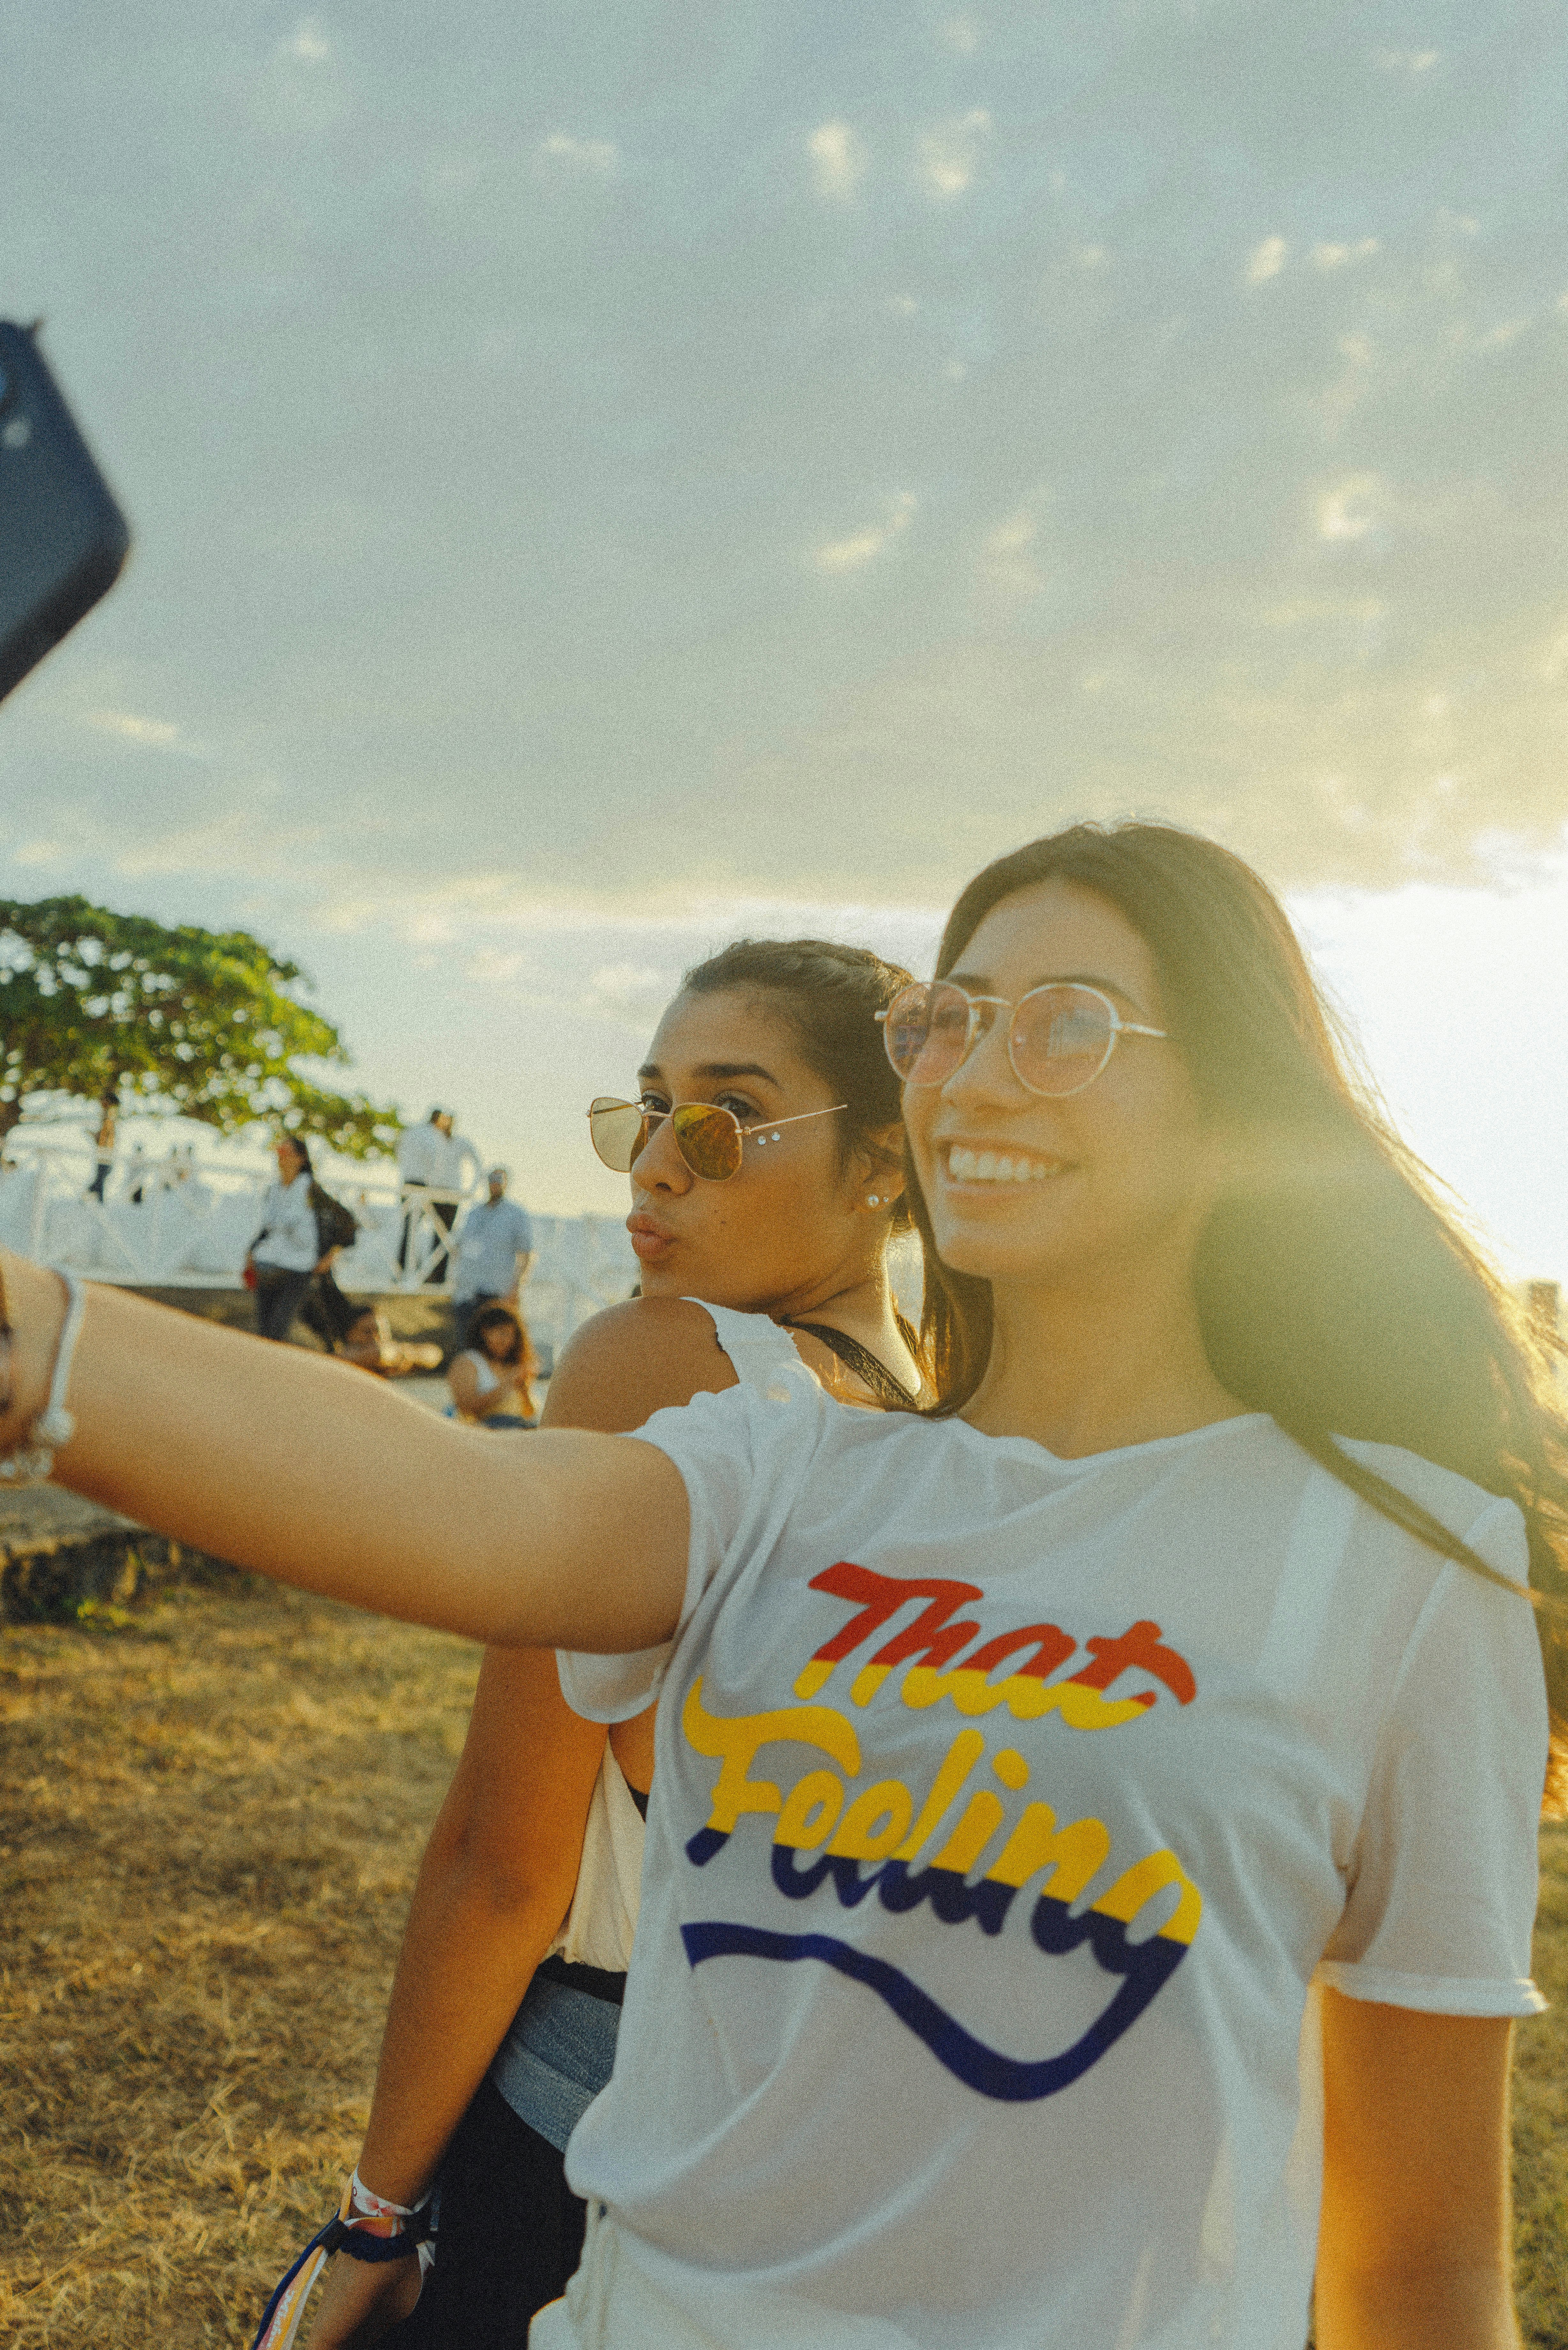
[0,321,130,704]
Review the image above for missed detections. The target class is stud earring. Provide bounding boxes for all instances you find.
[867,1194,881,1207]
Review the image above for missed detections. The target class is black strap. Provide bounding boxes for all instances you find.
[784,1323,918,1409]
[536,1954,628,2005]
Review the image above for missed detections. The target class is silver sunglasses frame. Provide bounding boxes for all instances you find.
[876,981,1166,1098]
[587,1097,848,1179]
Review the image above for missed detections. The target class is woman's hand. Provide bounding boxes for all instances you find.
[0,1249,67,1449]
[1316,1988,1519,2349]
[302,2244,423,2346]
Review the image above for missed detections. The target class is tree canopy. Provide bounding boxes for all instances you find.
[0,896,400,1156]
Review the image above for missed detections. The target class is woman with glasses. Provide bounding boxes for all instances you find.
[307,937,925,2347]
[4,824,1563,2350]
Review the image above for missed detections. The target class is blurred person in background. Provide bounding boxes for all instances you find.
[336,1303,443,1379]
[451,1164,535,1349]
[446,1301,540,1429]
[85,1091,117,1202]
[399,1108,481,1285]
[246,1135,330,1343]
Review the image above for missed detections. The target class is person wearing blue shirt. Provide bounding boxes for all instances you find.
[451,1166,535,1347]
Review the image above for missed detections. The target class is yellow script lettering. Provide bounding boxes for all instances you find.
[985,1802,1112,1902]
[682,1678,861,1834]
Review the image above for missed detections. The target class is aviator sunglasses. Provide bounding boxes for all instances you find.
[878,980,1167,1098]
[588,1096,848,1183]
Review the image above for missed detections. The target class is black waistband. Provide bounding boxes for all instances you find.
[536,1954,628,2005]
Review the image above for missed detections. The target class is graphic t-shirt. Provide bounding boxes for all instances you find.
[556,1377,1546,2350]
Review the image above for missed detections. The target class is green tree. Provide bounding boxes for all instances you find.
[0,896,400,1155]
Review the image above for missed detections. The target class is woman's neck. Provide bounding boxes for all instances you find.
[774,1258,919,1393]
[966,1257,1244,1459]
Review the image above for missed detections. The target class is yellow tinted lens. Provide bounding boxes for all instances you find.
[671,1103,743,1179]
[588,1098,648,1172]
[1010,987,1113,1094]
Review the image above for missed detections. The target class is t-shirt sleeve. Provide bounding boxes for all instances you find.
[556,1382,819,1724]
[1317,1496,1548,2016]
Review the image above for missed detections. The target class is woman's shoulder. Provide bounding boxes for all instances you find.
[541,1296,742,1435]
[1334,1435,1527,1581]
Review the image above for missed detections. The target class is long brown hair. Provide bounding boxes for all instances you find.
[908,822,1568,1808]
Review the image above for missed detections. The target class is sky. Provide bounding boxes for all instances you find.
[2,3,1566,1272]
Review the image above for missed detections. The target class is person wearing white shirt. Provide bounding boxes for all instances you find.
[398,1109,480,1284]
[247,1135,329,1342]
[396,1109,452,1191]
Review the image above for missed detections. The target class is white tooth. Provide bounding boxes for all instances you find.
[1030,1160,1048,1180]
[949,1147,972,1179]
[1013,1159,1033,1182]
[993,1155,1014,1181]
[976,1152,997,1179]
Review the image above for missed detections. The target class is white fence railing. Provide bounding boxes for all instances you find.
[0,1134,639,1363]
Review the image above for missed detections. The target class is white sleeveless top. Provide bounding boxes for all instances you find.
[548,1304,816,1971]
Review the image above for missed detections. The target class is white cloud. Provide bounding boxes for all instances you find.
[917,109,991,199]
[465,949,529,985]
[938,14,980,52]
[1311,238,1380,271]
[1373,47,1440,72]
[808,120,867,201]
[1476,316,1531,351]
[982,510,1044,597]
[886,293,919,317]
[84,709,180,748]
[12,839,66,867]
[809,492,917,575]
[279,17,332,63]
[584,962,676,1018]
[1317,474,1386,543]
[536,132,617,176]
[1246,236,1288,286]
[1076,244,1109,271]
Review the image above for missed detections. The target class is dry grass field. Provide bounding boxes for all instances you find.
[2,1581,1565,2347]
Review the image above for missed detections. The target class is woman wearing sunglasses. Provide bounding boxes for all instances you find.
[3,823,1563,2350]
[304,937,926,2349]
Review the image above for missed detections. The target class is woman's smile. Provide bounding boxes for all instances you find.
[940,1141,1073,1187]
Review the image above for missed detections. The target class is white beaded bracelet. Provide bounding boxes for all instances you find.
[0,1269,87,1485]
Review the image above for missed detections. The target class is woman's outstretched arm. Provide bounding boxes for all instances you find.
[0,1257,689,1652]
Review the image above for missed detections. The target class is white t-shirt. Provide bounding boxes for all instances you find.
[251,1172,318,1273]
[555,1383,1546,2350]
[547,1306,821,1976]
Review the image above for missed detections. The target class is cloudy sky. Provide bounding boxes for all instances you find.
[3,3,1566,1269]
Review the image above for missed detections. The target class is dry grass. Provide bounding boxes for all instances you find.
[0,1582,479,2346]
[2,1586,1565,2345]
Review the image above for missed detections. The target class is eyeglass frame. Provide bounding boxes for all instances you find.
[586,1096,849,1182]
[876,980,1168,1099]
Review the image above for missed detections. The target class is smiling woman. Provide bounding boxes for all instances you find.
[0,825,1563,2350]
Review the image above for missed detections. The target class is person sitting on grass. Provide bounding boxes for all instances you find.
[446,1303,539,1429]
[336,1304,443,1380]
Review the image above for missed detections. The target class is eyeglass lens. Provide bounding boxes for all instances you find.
[587,1098,744,1181]
[883,983,1115,1095]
